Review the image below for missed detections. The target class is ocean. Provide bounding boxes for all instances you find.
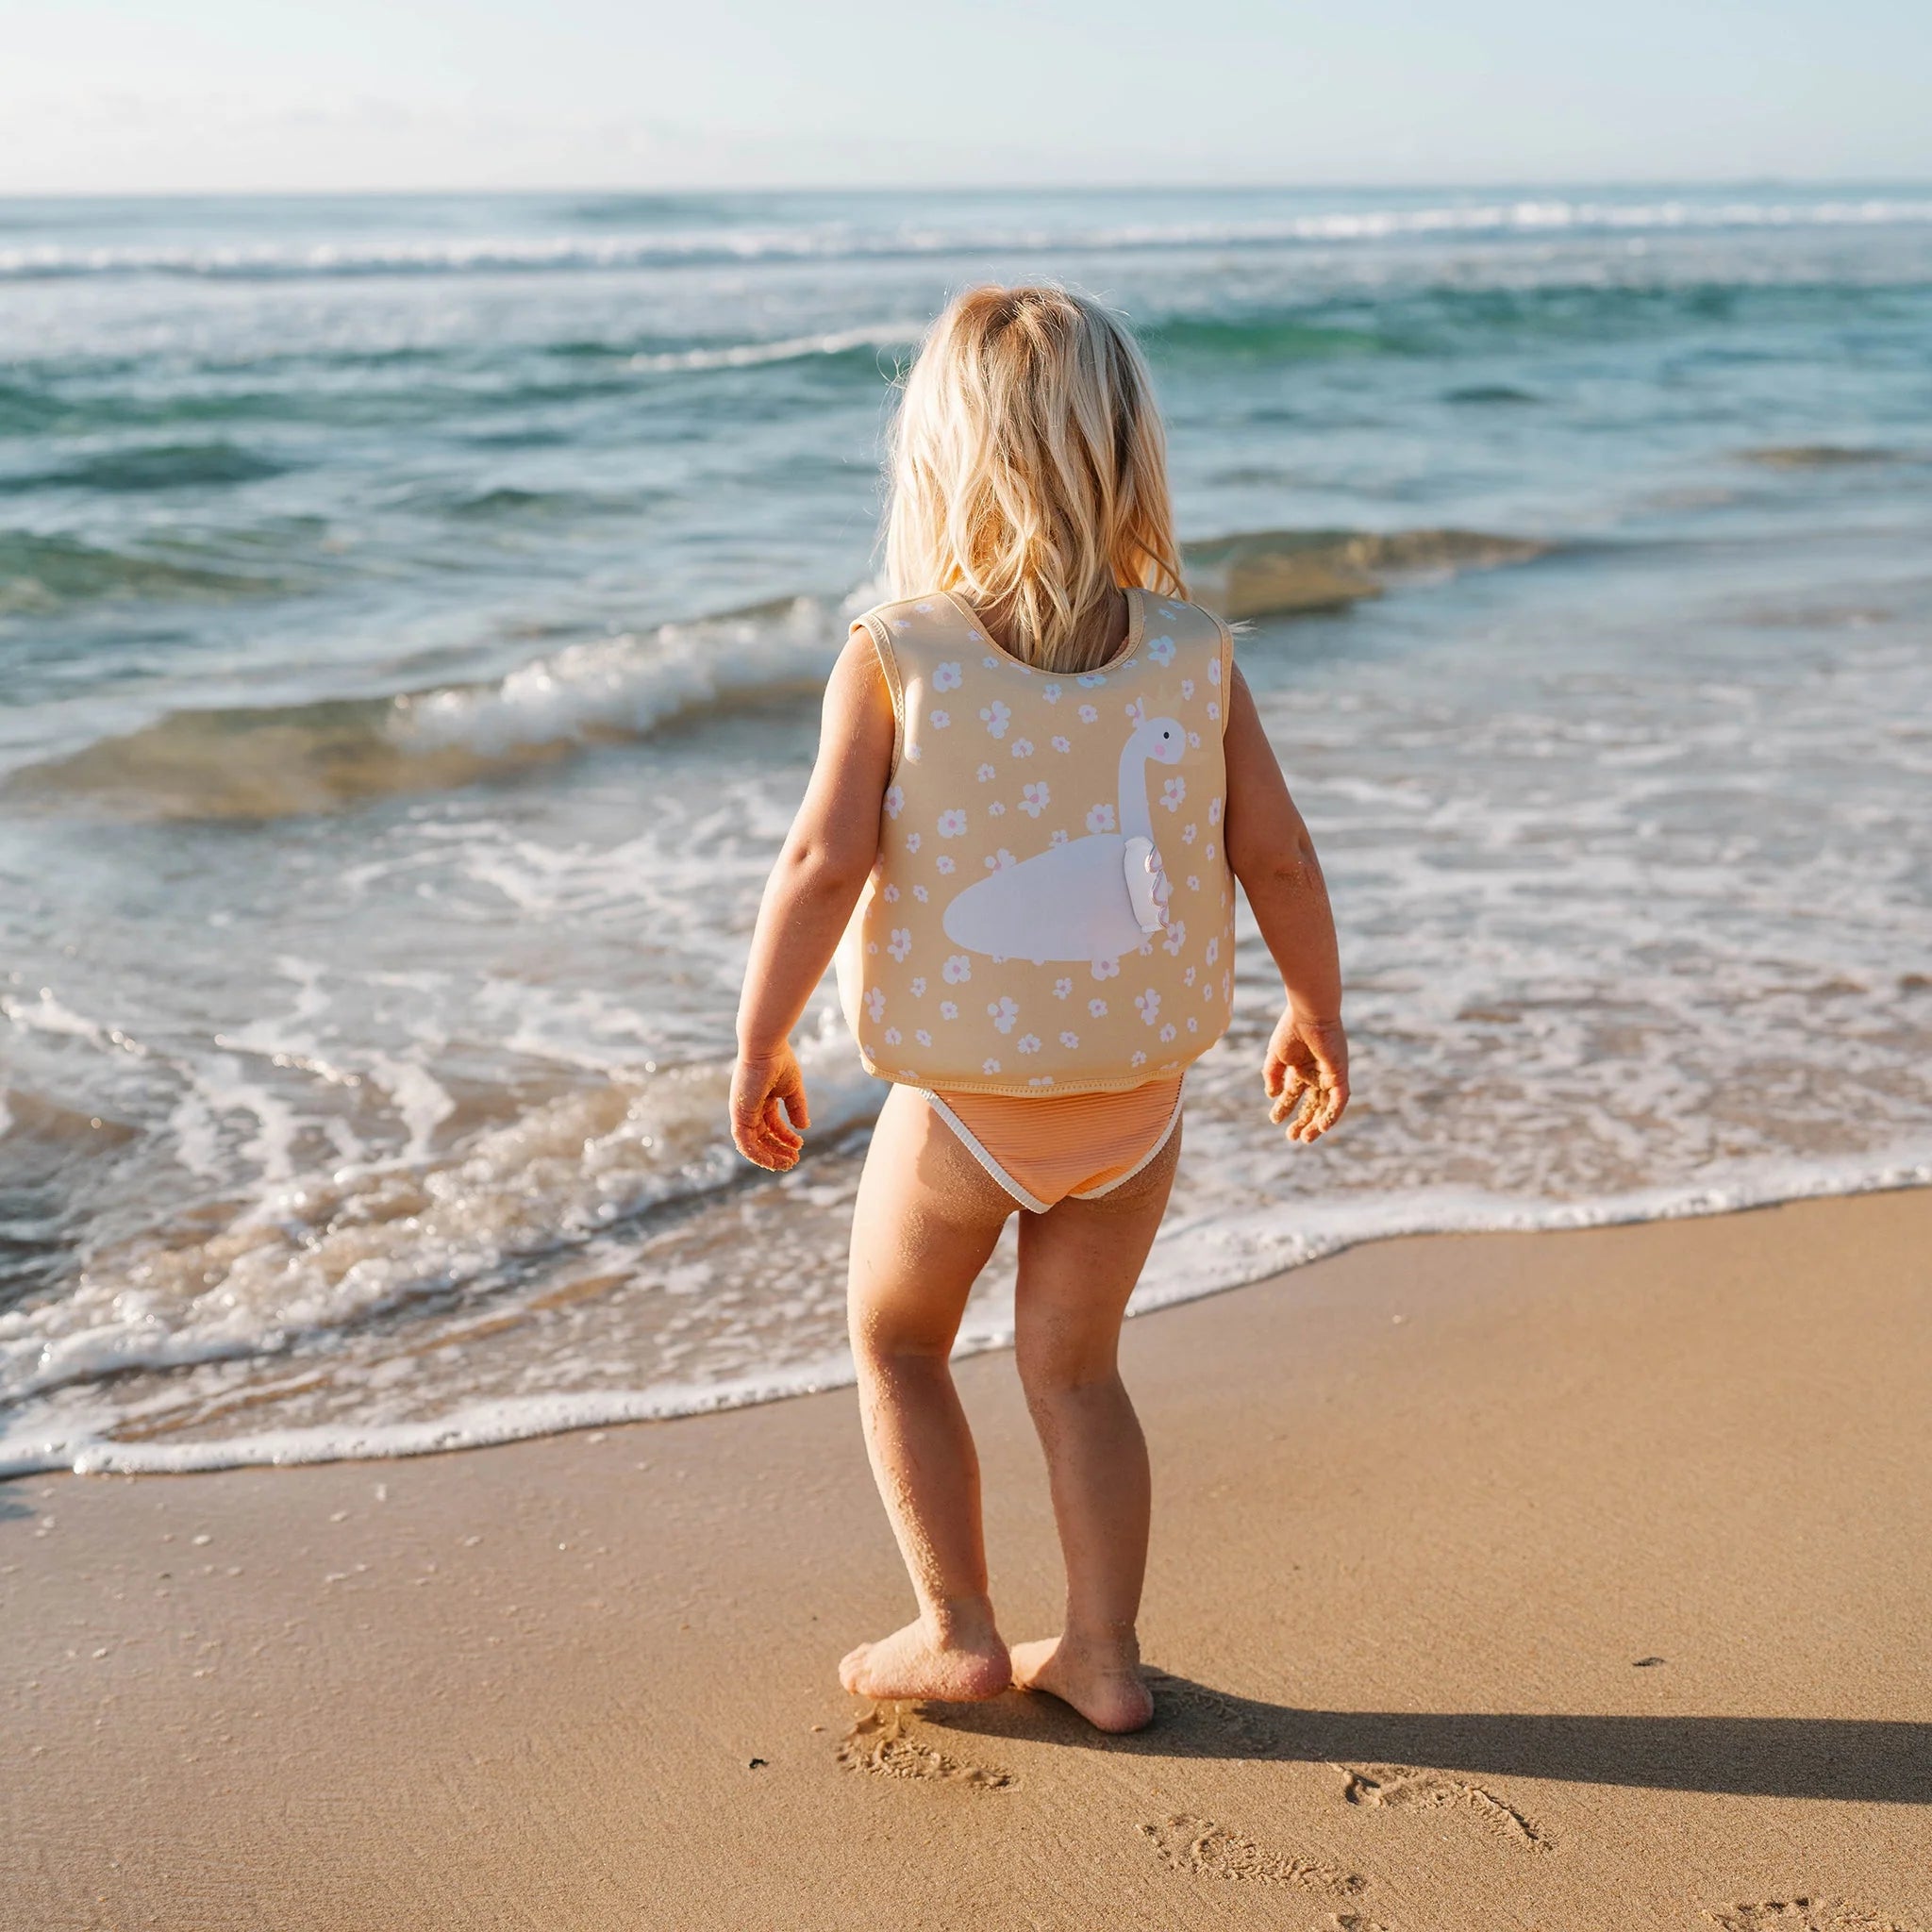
[2,185,1928,1474]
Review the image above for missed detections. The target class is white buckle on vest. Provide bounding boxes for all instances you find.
[1123,836,1169,934]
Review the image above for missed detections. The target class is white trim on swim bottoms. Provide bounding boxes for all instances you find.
[918,1077,1185,1215]
[1068,1076,1186,1201]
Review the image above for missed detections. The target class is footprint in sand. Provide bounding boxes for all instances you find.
[1337,1763,1552,1854]
[1705,1902,1921,1932]
[835,1704,1017,1790]
[1139,1813,1365,1897]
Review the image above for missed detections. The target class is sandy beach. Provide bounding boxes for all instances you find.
[7,1187,1928,1930]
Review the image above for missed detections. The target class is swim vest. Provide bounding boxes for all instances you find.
[837,588,1236,1096]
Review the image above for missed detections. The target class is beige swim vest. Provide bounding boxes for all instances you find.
[837,588,1236,1096]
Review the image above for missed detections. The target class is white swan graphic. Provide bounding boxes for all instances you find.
[942,712,1185,966]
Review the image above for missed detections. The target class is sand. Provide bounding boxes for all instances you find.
[7,1189,1930,1931]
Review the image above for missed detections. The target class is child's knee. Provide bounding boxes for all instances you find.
[1017,1342,1116,1407]
[853,1321,954,1379]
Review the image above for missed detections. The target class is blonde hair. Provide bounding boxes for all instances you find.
[884,284,1185,675]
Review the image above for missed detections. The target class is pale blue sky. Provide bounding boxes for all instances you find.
[1,0,1926,194]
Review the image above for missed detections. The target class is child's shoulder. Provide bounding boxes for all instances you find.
[1141,591,1227,641]
[853,591,974,639]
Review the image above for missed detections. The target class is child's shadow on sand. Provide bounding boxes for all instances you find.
[924,1671,1932,1804]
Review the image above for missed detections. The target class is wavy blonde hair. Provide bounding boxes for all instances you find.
[884,284,1185,675]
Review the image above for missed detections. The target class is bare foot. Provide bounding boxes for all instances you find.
[1011,1631,1155,1733]
[839,1616,1011,1702]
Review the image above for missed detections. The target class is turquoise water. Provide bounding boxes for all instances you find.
[2,187,1929,1471]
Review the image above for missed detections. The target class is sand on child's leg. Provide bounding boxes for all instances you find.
[841,1084,1018,1702]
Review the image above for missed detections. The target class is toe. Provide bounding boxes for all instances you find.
[838,1645,870,1694]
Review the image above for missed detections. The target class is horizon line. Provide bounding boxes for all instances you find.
[6,175,1932,206]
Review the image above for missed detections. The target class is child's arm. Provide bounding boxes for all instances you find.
[1221,665,1350,1143]
[730,629,896,1171]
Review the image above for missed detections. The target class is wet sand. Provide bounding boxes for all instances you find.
[8,1189,1930,1931]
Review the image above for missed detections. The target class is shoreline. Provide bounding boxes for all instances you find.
[8,1189,1930,1930]
[9,1159,1929,1478]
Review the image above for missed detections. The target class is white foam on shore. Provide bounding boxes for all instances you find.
[0,1016,886,1418]
[7,1156,1924,1479]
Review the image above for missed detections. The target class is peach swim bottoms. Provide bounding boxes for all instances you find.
[923,1074,1185,1212]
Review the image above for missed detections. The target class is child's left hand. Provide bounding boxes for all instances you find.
[730,1045,810,1171]
[1264,1009,1349,1144]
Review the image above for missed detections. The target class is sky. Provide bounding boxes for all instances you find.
[0,0,1927,196]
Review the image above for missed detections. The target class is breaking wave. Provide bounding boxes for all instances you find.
[1,528,1547,821]
[4,197,1930,283]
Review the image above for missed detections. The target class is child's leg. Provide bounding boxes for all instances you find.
[840,1082,1017,1701]
[1008,1123,1181,1733]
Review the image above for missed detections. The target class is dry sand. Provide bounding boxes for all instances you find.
[7,1189,1930,1931]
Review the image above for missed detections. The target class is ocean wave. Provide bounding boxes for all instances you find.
[4,198,1930,284]
[624,325,919,373]
[2,441,291,494]
[0,592,857,818]
[0,528,1545,819]
[1187,527,1548,621]
[1737,443,1910,468]
[0,530,286,613]
[8,1158,1924,1477]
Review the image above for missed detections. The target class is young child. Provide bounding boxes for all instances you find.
[730,285,1347,1734]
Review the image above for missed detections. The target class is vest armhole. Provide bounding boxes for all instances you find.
[1211,609,1235,736]
[856,612,907,776]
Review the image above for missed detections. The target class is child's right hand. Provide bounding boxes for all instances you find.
[729,1044,810,1171]
[1264,1009,1349,1144]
